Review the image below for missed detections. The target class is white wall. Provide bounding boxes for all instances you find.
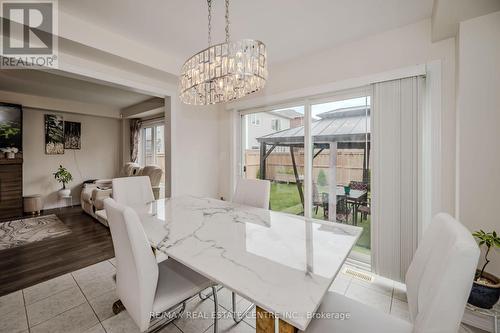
[221,19,457,215]
[23,108,121,209]
[169,96,222,198]
[457,11,500,276]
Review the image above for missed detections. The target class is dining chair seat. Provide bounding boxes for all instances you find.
[152,258,213,313]
[302,292,413,333]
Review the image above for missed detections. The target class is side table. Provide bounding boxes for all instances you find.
[59,195,73,209]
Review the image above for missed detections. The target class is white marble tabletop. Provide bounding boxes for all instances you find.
[137,196,362,331]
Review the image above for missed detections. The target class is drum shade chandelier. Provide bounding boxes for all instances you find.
[179,0,268,105]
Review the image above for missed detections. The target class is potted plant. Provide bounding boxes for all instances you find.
[468,230,500,309]
[53,165,73,198]
[0,147,18,159]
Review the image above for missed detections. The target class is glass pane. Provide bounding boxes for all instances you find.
[242,106,305,214]
[310,96,371,256]
[155,125,164,155]
[143,127,154,166]
[155,125,166,195]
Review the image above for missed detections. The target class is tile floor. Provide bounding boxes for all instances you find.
[0,258,471,333]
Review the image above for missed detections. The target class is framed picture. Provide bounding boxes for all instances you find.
[64,121,81,149]
[44,114,64,154]
[0,103,22,152]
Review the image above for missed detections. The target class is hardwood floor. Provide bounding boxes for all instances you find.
[0,206,114,296]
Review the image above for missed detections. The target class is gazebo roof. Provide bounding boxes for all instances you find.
[257,106,370,145]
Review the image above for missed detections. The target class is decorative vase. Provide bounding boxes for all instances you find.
[468,270,500,309]
[5,152,15,159]
[58,188,71,198]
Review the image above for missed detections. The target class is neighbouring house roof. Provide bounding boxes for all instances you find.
[269,108,304,119]
[257,106,370,145]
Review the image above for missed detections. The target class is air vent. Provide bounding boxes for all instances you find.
[343,267,374,283]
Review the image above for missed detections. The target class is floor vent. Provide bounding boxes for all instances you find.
[343,267,374,283]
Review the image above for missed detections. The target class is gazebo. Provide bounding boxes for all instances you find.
[256,106,370,220]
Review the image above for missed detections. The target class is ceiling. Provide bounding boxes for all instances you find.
[0,70,153,109]
[60,0,434,66]
[432,0,500,41]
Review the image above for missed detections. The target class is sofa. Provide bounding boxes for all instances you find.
[81,162,163,226]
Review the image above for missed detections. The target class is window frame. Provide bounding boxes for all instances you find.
[139,118,165,167]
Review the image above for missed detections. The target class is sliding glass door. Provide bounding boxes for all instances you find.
[239,88,372,265]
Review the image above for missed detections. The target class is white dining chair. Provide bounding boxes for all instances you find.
[112,176,155,208]
[303,213,480,333]
[232,178,271,209]
[205,178,271,323]
[306,213,479,333]
[104,198,219,333]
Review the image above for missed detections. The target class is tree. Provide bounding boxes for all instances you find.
[317,169,327,187]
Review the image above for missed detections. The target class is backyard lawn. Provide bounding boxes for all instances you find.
[270,182,371,254]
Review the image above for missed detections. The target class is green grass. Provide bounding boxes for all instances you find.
[269,182,371,253]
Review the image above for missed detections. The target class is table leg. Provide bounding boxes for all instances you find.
[256,306,297,333]
[353,202,358,226]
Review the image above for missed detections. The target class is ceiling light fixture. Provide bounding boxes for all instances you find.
[179,0,268,105]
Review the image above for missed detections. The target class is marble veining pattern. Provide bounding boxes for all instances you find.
[138,196,363,331]
[0,215,71,250]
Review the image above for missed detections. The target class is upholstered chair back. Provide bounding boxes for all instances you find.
[112,176,155,208]
[121,162,141,177]
[104,198,158,332]
[233,178,270,209]
[140,165,163,187]
[405,213,479,333]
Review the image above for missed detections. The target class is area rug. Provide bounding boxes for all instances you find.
[0,215,71,250]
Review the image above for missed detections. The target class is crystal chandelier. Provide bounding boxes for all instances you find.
[179,0,268,105]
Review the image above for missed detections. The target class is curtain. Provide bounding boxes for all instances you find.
[130,119,141,163]
[371,76,423,282]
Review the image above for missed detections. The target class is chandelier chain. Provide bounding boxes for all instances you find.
[207,0,212,46]
[225,0,230,42]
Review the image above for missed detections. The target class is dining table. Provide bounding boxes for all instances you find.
[136,196,362,333]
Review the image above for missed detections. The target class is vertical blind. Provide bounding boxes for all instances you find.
[371,76,423,282]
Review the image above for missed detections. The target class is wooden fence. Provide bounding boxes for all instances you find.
[245,148,366,186]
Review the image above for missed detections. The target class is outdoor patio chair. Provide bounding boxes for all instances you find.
[349,180,368,191]
[349,180,369,222]
[336,196,352,224]
[312,182,323,215]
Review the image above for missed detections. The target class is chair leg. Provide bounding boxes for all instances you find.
[212,286,219,333]
[112,300,125,314]
[199,285,223,300]
[230,291,254,323]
